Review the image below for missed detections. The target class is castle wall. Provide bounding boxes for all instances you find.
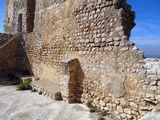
[4,0,15,34]
[0,38,18,77]
[4,0,160,119]
[0,34,33,77]
[22,0,160,119]
[4,0,35,34]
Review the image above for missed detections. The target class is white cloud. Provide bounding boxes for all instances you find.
[0,26,4,33]
[0,21,4,33]
[130,21,160,40]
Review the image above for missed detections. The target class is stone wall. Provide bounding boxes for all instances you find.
[0,34,33,77]
[61,59,79,103]
[35,0,65,11]
[143,58,160,95]
[4,0,15,34]
[0,34,21,77]
[4,0,35,34]
[4,0,160,119]
[0,36,18,77]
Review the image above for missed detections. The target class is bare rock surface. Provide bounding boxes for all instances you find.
[140,112,160,120]
[0,85,92,120]
[0,85,116,120]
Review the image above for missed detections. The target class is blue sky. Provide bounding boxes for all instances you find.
[0,0,160,58]
[128,0,160,40]
[127,0,160,58]
[0,0,5,32]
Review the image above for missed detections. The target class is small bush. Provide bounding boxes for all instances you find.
[25,82,32,89]
[86,102,93,108]
[17,81,32,90]
[86,102,97,113]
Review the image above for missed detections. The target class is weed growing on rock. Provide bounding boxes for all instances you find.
[17,80,32,90]
[86,102,97,113]
[86,102,93,108]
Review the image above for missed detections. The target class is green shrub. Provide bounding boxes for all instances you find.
[17,82,25,90]
[25,82,32,90]
[17,81,32,90]
[86,102,93,108]
[86,102,97,113]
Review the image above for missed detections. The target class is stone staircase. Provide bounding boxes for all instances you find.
[0,33,17,48]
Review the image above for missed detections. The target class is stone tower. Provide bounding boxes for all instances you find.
[4,0,36,34]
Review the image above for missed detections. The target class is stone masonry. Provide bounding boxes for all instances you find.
[1,0,160,119]
[61,59,79,103]
[0,33,33,77]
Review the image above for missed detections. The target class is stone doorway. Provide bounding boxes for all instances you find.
[18,13,22,33]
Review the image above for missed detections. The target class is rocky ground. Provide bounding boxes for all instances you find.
[0,84,159,120]
[0,85,92,120]
[0,85,119,120]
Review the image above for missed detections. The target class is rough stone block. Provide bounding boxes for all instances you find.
[61,59,79,103]
[117,105,123,113]
[100,100,106,106]
[129,102,138,108]
[147,70,157,75]
[146,94,154,98]
[124,108,131,115]
[147,75,158,80]
[107,72,126,98]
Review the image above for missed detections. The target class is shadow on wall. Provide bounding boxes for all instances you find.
[77,60,85,102]
[0,34,33,78]
[15,35,33,76]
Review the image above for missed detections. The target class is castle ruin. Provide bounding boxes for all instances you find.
[0,0,160,119]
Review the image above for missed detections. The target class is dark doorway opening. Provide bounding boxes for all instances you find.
[18,13,22,33]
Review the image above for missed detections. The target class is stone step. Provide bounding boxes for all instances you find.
[31,80,62,101]
[0,33,16,47]
[16,74,35,83]
[0,35,13,41]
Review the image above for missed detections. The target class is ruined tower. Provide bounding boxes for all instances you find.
[4,0,36,34]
